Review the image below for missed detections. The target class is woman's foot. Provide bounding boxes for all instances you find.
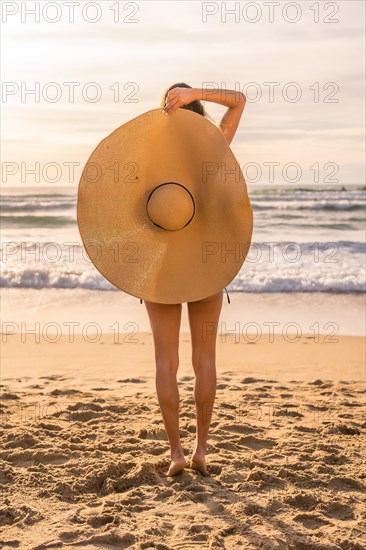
[165,452,187,477]
[191,449,210,476]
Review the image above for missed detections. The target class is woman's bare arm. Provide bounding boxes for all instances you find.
[162,86,246,145]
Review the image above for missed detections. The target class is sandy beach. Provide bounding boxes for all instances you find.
[1,290,365,550]
[2,0,365,545]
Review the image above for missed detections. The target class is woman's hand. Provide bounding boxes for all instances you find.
[162,87,195,115]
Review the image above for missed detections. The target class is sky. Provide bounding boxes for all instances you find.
[1,0,365,189]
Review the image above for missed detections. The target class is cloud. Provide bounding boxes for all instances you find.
[1,0,364,185]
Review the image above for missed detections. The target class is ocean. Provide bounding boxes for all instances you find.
[1,184,365,294]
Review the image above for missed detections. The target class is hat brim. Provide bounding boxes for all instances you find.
[77,108,253,304]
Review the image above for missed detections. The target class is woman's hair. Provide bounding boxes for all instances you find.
[160,82,211,119]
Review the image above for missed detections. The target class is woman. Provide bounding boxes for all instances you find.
[144,83,247,477]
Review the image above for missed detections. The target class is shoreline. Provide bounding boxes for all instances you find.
[1,288,365,336]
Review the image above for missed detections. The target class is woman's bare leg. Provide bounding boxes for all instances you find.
[187,290,224,475]
[144,300,187,476]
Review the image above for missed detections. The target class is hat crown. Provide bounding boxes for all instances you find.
[146,183,195,231]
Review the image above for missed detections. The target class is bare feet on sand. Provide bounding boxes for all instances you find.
[164,452,187,477]
[191,449,210,476]
[162,448,210,477]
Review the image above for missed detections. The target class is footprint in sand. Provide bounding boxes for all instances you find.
[7,450,69,467]
[240,377,266,384]
[308,379,325,386]
[328,476,365,492]
[221,423,262,435]
[339,399,362,407]
[294,425,317,433]
[322,423,361,435]
[236,435,276,450]
[242,501,266,516]
[0,393,19,400]
[293,512,332,529]
[0,504,44,527]
[58,529,84,543]
[320,501,355,521]
[86,514,115,528]
[62,531,136,547]
[139,428,167,441]
[215,440,240,452]
[4,434,38,449]
[273,406,304,418]
[49,389,82,396]
[284,492,318,510]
